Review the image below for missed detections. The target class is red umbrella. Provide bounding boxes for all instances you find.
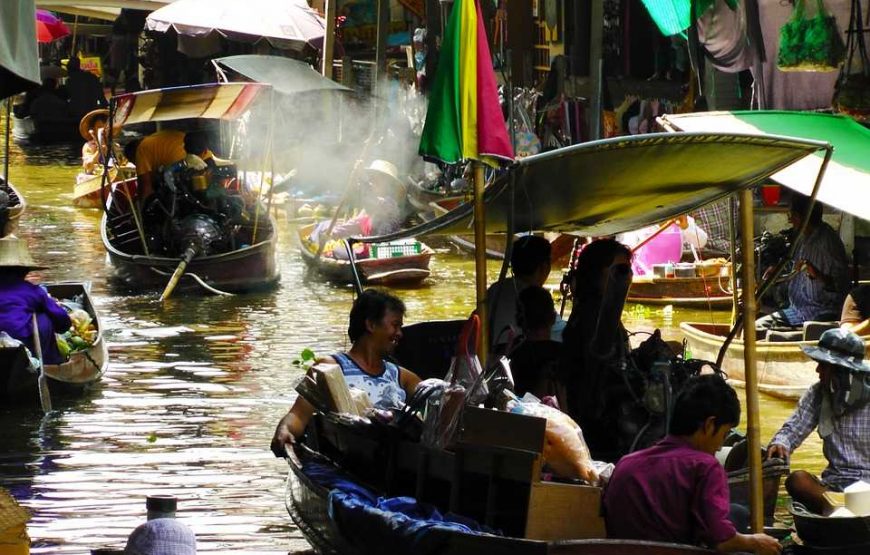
[36,9,70,43]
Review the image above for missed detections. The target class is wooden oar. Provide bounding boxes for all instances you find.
[31,315,52,413]
[159,245,198,302]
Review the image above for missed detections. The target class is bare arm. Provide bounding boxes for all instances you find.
[717,533,781,555]
[270,395,316,457]
[399,367,422,398]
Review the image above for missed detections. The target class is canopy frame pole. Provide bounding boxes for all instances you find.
[265,90,277,219]
[3,99,10,184]
[728,194,739,326]
[322,0,337,79]
[253,89,275,243]
[473,162,488,365]
[738,187,763,533]
[375,0,389,84]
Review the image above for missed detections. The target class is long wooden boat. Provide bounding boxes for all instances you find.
[298,223,433,286]
[1,177,26,237]
[628,276,733,308]
[0,282,106,404]
[12,114,80,145]
[74,167,123,208]
[285,434,716,555]
[681,322,870,400]
[101,179,280,293]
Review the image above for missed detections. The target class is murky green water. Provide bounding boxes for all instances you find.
[1,133,823,553]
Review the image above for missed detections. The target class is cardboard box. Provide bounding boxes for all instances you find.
[524,481,607,541]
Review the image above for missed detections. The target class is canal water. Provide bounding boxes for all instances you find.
[1,139,823,553]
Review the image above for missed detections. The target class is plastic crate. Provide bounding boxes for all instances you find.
[370,241,422,259]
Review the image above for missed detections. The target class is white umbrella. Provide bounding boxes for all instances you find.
[146,0,326,51]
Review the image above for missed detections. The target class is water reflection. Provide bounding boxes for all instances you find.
[1,130,823,553]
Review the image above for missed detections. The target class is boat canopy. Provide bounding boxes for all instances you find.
[0,0,40,99]
[214,55,350,96]
[111,82,269,127]
[660,111,870,222]
[357,132,828,243]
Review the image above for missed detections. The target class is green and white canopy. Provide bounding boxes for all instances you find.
[661,111,870,222]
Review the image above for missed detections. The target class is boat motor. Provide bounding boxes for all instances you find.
[159,214,224,302]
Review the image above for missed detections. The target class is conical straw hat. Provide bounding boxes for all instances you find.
[0,487,31,530]
[0,236,47,270]
[364,159,405,189]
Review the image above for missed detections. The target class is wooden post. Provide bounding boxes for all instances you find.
[375,0,389,84]
[322,0,337,79]
[473,162,488,364]
[738,187,764,532]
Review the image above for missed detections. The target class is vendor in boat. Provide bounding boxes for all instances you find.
[756,194,849,332]
[560,238,633,458]
[123,130,215,201]
[767,328,870,516]
[79,109,112,175]
[506,285,565,407]
[604,375,782,555]
[0,236,71,365]
[270,289,422,454]
[486,236,553,352]
[840,284,870,335]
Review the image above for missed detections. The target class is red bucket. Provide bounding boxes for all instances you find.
[761,185,781,206]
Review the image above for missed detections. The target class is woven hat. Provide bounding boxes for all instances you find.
[124,518,196,555]
[801,328,870,374]
[0,236,47,271]
[79,109,110,141]
[364,159,404,190]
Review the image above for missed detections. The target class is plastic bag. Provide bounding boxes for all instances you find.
[777,0,845,72]
[508,397,599,484]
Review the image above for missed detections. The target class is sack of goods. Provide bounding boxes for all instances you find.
[777,0,846,72]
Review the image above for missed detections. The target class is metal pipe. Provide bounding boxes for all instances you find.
[728,195,739,326]
[738,187,764,533]
[473,162,488,364]
[375,0,389,84]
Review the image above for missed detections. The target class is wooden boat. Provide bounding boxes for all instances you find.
[628,276,733,308]
[102,179,280,293]
[298,223,433,286]
[74,167,120,208]
[100,82,281,294]
[285,415,716,555]
[0,282,106,404]
[12,113,80,145]
[790,501,870,554]
[0,177,26,237]
[680,322,870,400]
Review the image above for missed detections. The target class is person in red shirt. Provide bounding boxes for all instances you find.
[603,375,781,555]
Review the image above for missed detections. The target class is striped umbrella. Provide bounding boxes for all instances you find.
[419,0,513,166]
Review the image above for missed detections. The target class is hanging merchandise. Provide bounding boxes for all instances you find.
[832,0,870,120]
[777,0,846,72]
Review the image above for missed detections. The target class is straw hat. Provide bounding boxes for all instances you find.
[364,159,404,190]
[0,236,47,271]
[124,518,196,555]
[79,108,110,141]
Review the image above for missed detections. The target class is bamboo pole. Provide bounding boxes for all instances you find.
[728,195,739,326]
[3,99,10,184]
[322,0,337,79]
[473,162,488,364]
[738,187,764,533]
[375,0,389,84]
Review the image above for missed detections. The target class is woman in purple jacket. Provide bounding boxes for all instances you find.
[0,236,71,364]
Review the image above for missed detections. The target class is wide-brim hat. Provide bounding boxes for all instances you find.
[0,236,47,271]
[124,518,196,555]
[801,328,870,374]
[79,108,110,141]
[364,159,405,190]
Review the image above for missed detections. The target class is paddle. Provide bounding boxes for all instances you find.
[31,315,52,413]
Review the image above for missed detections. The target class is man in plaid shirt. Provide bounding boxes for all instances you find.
[767,329,870,515]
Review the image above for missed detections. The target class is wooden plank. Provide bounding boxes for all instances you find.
[525,481,606,541]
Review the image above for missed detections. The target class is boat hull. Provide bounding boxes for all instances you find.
[628,276,733,308]
[297,225,432,286]
[1,179,26,236]
[101,181,281,293]
[680,322,870,400]
[12,114,80,144]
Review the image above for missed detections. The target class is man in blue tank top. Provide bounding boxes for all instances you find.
[271,289,421,455]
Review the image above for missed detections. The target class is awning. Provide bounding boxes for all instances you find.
[35,1,172,21]
[111,82,268,127]
[0,0,40,99]
[214,55,349,96]
[660,111,870,221]
[357,132,828,242]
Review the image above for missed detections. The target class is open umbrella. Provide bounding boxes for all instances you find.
[36,9,69,43]
[418,0,514,360]
[146,0,325,52]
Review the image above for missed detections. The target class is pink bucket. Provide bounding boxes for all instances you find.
[631,224,682,276]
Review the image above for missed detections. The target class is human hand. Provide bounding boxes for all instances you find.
[750,533,782,555]
[766,443,789,461]
[676,214,689,229]
[270,424,295,458]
